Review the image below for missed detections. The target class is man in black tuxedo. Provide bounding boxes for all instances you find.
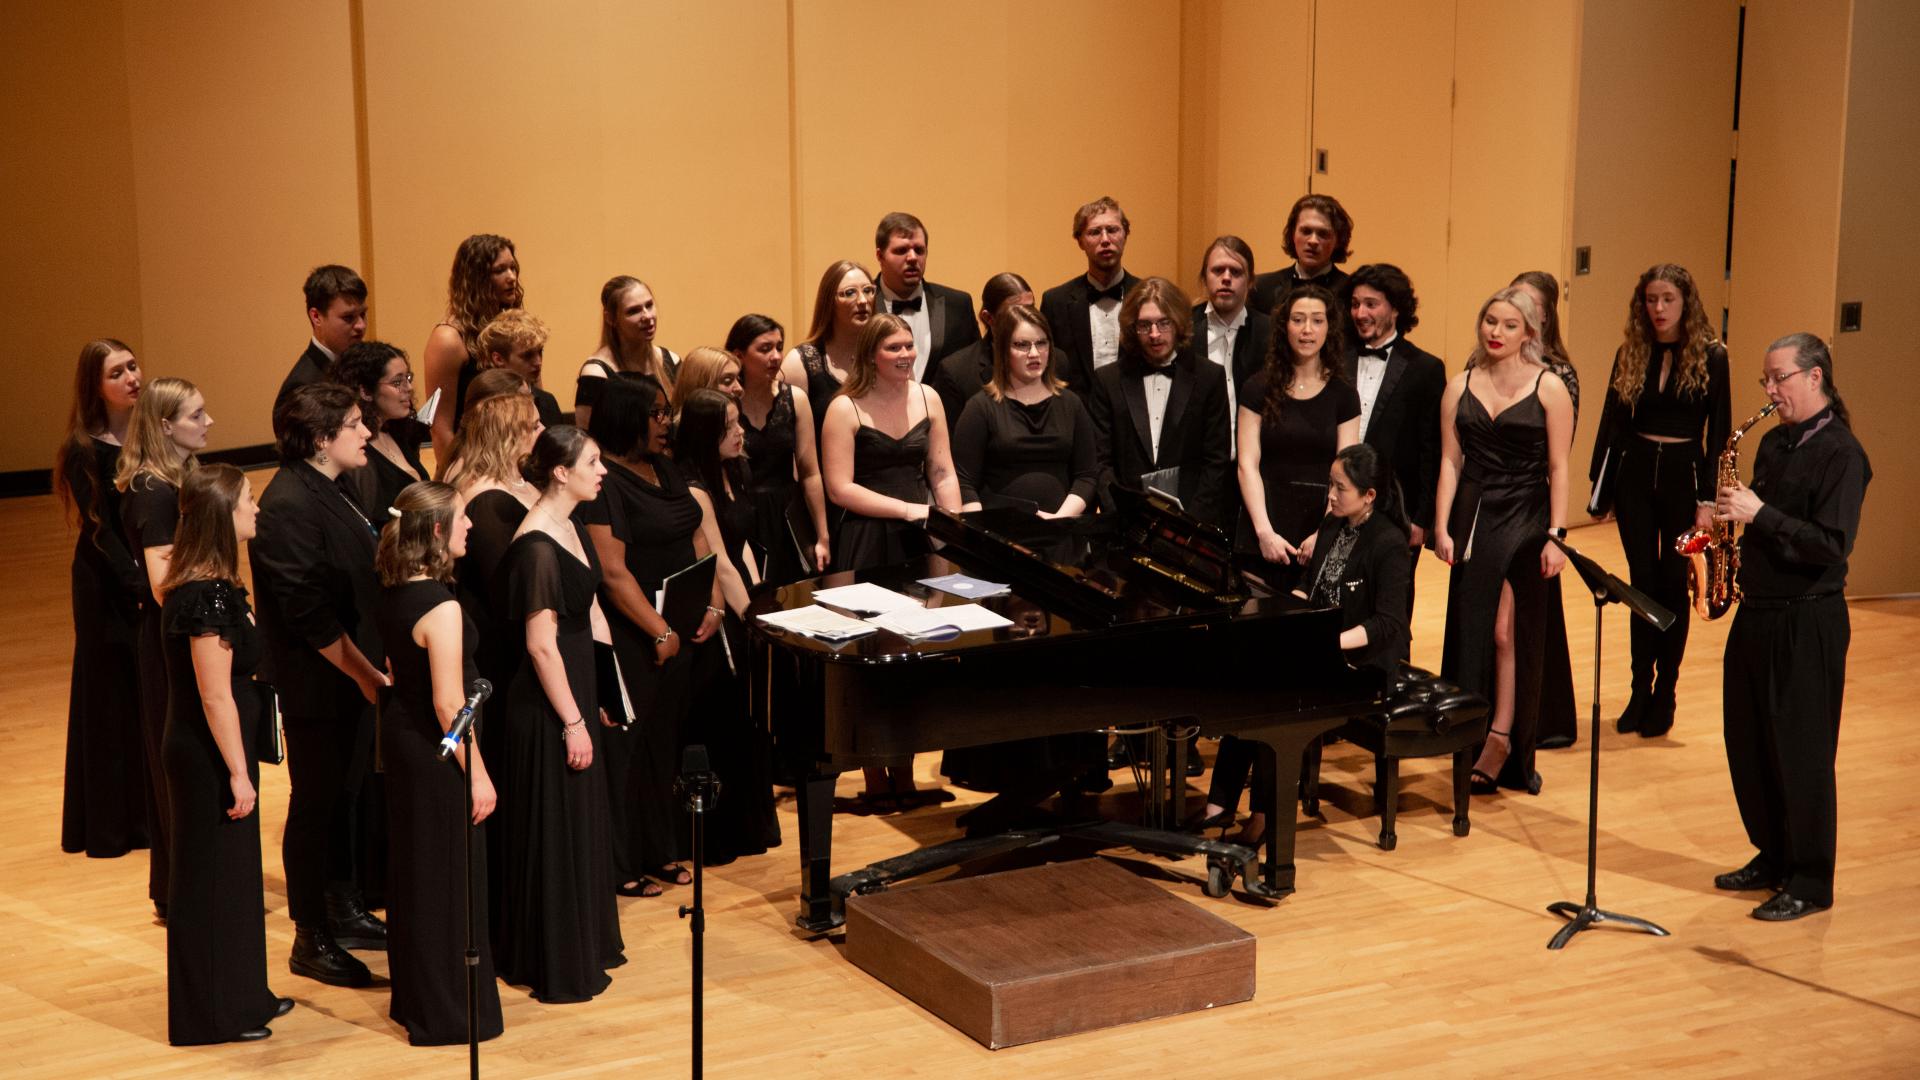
[927,271,1033,432]
[1190,235,1273,459]
[276,264,368,413]
[874,212,979,380]
[1041,196,1141,395]
[1343,263,1446,605]
[1250,194,1355,318]
[1087,277,1231,529]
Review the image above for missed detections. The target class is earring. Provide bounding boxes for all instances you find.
[317,450,330,466]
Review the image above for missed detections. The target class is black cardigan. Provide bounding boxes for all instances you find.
[1297,511,1412,675]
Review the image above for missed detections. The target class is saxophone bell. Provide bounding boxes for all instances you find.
[1675,400,1778,621]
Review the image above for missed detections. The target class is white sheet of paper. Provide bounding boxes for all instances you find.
[809,582,923,615]
[416,386,443,426]
[755,605,878,640]
[866,603,1013,638]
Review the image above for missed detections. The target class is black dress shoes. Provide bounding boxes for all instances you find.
[1615,691,1651,734]
[1751,892,1831,921]
[1639,695,1676,738]
[273,996,295,1019]
[1713,859,1784,892]
[325,891,388,951]
[231,1027,272,1042]
[290,926,373,987]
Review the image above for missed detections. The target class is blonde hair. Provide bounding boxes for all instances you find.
[443,391,539,488]
[839,313,914,399]
[114,376,199,493]
[477,307,549,364]
[671,347,739,413]
[1465,287,1545,369]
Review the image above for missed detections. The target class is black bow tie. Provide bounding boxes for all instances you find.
[890,296,922,315]
[1358,343,1392,359]
[1089,282,1125,304]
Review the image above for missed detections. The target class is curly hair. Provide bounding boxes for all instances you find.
[1262,284,1352,424]
[1346,263,1419,336]
[445,234,522,359]
[1613,263,1715,406]
[376,480,459,587]
[1282,194,1354,265]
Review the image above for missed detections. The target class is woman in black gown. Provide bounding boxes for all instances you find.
[952,304,1099,518]
[674,388,780,861]
[329,340,428,520]
[116,376,214,919]
[820,313,963,805]
[56,338,149,864]
[1434,287,1573,796]
[159,464,292,1044]
[496,426,625,1003]
[376,481,504,1045]
[584,377,722,893]
[781,259,877,438]
[730,313,831,582]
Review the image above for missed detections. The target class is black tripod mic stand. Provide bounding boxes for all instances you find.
[675,744,721,1078]
[1545,536,1672,950]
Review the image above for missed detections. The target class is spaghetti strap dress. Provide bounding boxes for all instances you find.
[741,381,811,584]
[831,410,932,572]
[1441,368,1553,791]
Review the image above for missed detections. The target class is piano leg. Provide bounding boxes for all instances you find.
[1239,714,1351,899]
[795,768,844,933]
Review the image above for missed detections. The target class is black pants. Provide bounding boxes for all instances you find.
[283,701,375,927]
[1612,436,1703,702]
[1723,594,1848,906]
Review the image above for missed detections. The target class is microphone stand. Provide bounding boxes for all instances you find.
[675,746,720,1080]
[461,739,479,1079]
[1545,536,1673,950]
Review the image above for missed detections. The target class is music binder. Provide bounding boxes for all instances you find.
[1587,446,1617,517]
[655,553,719,638]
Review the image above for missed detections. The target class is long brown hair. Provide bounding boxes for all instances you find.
[1614,263,1715,405]
[53,338,135,533]
[445,234,522,360]
[160,464,248,592]
[838,313,913,400]
[114,376,199,494]
[376,481,458,586]
[802,260,873,348]
[596,275,668,380]
[1262,284,1352,424]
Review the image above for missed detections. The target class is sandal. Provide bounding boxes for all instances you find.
[652,863,692,887]
[617,879,663,898]
[1469,769,1500,796]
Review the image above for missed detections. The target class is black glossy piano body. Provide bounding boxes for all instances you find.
[748,499,1387,932]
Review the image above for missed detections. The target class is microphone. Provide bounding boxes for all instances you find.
[436,678,493,761]
[674,743,721,807]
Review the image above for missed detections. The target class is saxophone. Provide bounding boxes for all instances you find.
[1674,401,1777,620]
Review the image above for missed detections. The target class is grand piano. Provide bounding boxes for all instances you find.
[747,491,1391,932]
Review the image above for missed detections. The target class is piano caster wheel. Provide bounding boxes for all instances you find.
[1377,831,1397,852]
[1453,818,1470,838]
[1203,861,1232,899]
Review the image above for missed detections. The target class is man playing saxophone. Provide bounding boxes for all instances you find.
[1711,332,1871,922]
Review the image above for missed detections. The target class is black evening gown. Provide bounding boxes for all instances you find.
[742,382,810,584]
[495,527,624,1003]
[378,579,505,1045]
[832,416,932,571]
[688,473,781,862]
[60,437,150,859]
[161,580,278,1046]
[575,352,680,413]
[1536,361,1582,746]
[1238,373,1362,587]
[454,487,530,948]
[797,343,844,443]
[123,473,179,905]
[342,421,429,520]
[582,459,700,878]
[1441,369,1554,790]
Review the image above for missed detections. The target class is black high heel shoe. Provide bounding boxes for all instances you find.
[1471,728,1512,795]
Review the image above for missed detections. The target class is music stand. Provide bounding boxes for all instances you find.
[1545,535,1673,950]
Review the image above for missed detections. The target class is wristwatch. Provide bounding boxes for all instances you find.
[1547,526,1568,540]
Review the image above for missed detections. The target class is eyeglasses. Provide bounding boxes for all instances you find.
[1758,368,1809,389]
[383,372,415,387]
[1009,339,1048,354]
[1134,318,1174,335]
[648,406,670,421]
[836,285,878,301]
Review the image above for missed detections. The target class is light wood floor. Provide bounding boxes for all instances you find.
[4,479,1917,1078]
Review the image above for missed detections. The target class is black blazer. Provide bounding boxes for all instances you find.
[1087,349,1232,528]
[910,280,981,369]
[1251,265,1350,321]
[1345,337,1447,534]
[1188,303,1273,397]
[250,459,385,710]
[275,341,331,415]
[927,335,993,432]
[1041,270,1142,395]
[1299,511,1412,675]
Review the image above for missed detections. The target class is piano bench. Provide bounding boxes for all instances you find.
[1305,678,1491,851]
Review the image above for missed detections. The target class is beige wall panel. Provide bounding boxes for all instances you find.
[119,0,361,453]
[1311,0,1455,349]
[361,0,792,407]
[1834,0,1917,595]
[1568,0,1740,506]
[2,1,145,472]
[1445,0,1579,368]
[1175,0,1313,286]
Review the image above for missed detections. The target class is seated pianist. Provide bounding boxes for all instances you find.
[1198,443,1411,842]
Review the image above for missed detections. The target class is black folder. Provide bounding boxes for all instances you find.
[657,553,719,638]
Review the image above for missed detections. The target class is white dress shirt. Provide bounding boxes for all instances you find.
[310,337,339,364]
[1203,303,1247,456]
[1355,332,1397,439]
[1087,270,1125,372]
[883,283,935,380]
[1144,363,1174,461]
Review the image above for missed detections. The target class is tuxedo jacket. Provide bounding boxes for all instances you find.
[1041,269,1142,396]
[927,335,993,432]
[250,459,385,711]
[1346,336,1446,533]
[1188,303,1273,398]
[1250,265,1351,321]
[887,280,980,371]
[1086,349,1232,528]
[275,341,331,415]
